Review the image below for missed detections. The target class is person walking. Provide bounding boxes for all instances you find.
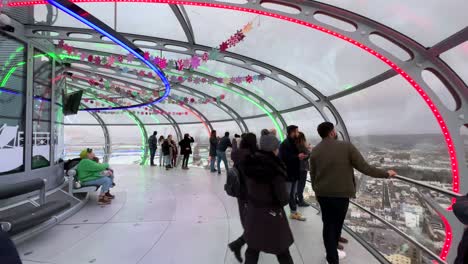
[279,125,307,221]
[310,122,396,264]
[296,132,311,207]
[217,132,232,175]
[209,130,218,173]
[148,131,158,166]
[179,133,195,170]
[241,134,294,264]
[228,133,258,263]
[453,193,468,264]
[158,135,165,167]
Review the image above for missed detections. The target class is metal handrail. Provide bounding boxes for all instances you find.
[307,174,464,264]
[349,200,447,264]
[394,175,462,198]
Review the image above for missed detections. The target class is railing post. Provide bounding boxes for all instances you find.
[39,179,47,205]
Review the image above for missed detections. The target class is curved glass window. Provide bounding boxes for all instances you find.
[0,33,26,175]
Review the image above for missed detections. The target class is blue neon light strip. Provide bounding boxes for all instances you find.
[47,0,171,112]
[0,87,52,102]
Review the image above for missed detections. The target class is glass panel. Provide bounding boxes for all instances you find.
[0,33,26,175]
[282,107,325,145]
[345,203,445,264]
[197,60,308,110]
[64,125,105,161]
[333,76,452,190]
[54,63,65,163]
[186,6,390,96]
[315,0,467,46]
[440,41,468,86]
[244,117,279,138]
[109,125,145,164]
[32,49,52,169]
[116,3,187,42]
[34,3,116,28]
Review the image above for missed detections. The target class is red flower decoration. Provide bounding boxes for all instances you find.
[219,41,229,52]
[246,75,253,83]
[88,55,93,62]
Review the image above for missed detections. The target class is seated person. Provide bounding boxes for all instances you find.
[92,156,115,187]
[77,148,115,205]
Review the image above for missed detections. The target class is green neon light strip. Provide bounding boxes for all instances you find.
[0,67,17,87]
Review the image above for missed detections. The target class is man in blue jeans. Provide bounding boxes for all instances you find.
[217,132,232,175]
[77,148,115,205]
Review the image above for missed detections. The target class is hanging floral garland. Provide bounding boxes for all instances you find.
[77,75,227,105]
[57,19,257,73]
[95,110,189,116]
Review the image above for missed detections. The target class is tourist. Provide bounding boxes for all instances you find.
[228,133,258,263]
[310,122,396,263]
[0,230,21,264]
[279,125,307,221]
[296,131,311,207]
[77,148,115,205]
[179,133,195,170]
[242,134,294,264]
[170,136,178,168]
[209,130,218,173]
[453,193,468,264]
[158,135,165,166]
[217,132,232,175]
[148,131,158,166]
[162,136,172,170]
[231,134,241,158]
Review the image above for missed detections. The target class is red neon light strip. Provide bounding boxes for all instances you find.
[11,0,458,259]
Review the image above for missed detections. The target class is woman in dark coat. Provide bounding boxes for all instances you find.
[296,132,311,207]
[228,133,258,263]
[179,133,195,170]
[241,134,294,264]
[209,130,218,172]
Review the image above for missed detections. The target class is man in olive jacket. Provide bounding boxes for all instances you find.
[310,122,396,264]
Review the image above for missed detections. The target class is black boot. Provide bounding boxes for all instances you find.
[228,237,245,263]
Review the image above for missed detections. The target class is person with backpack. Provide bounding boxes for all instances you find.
[227,133,258,263]
[148,131,158,166]
[453,193,468,264]
[241,134,294,264]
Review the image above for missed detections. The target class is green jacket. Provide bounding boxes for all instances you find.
[309,138,388,198]
[76,159,109,183]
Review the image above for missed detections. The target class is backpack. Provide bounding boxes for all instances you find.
[225,166,241,198]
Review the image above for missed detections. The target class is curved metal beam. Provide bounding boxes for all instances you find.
[87,109,112,163]
[169,4,195,44]
[67,63,248,133]
[66,47,288,134]
[25,26,348,139]
[65,66,215,135]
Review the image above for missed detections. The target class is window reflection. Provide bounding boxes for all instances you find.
[0,33,26,175]
[32,49,52,169]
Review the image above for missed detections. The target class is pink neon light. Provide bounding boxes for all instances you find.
[11,0,459,259]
